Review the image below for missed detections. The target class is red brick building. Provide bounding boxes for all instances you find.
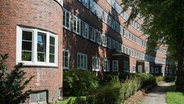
[0,0,63,103]
[0,0,168,103]
[62,0,167,77]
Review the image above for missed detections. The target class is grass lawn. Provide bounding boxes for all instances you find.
[166,84,184,104]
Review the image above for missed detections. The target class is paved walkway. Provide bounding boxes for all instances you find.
[141,83,172,104]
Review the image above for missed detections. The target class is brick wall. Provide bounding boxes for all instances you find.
[0,0,63,103]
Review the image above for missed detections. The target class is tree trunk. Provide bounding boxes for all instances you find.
[175,19,184,92]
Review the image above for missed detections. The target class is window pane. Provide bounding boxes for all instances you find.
[22,31,32,61]
[22,31,32,40]
[22,41,32,50]
[49,54,55,63]
[22,51,32,61]
[37,53,45,62]
[37,33,46,62]
[50,37,55,45]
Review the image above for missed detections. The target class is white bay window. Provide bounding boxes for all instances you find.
[16,26,58,66]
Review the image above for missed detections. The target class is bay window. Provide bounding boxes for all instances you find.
[16,26,58,66]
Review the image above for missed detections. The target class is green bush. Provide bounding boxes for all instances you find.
[63,69,99,96]
[164,76,176,82]
[135,73,156,87]
[0,54,33,104]
[86,74,141,104]
[63,73,156,104]
[156,76,164,82]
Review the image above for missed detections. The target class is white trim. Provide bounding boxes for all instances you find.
[92,56,100,71]
[16,26,58,67]
[77,52,88,70]
[63,49,70,69]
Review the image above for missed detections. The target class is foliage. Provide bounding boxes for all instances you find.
[156,76,164,82]
[134,73,156,88]
[121,0,184,91]
[164,76,176,82]
[85,73,152,104]
[0,54,33,104]
[166,84,184,104]
[63,69,99,96]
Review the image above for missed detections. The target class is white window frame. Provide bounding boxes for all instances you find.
[77,53,87,70]
[102,33,107,47]
[81,21,89,39]
[92,56,100,71]
[89,26,96,42]
[104,59,110,72]
[112,60,119,72]
[30,91,47,104]
[63,49,70,69]
[63,9,71,30]
[16,26,58,67]
[96,30,101,45]
[73,15,81,35]
[132,65,136,73]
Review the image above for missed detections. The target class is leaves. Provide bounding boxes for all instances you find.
[0,54,33,104]
[121,0,184,61]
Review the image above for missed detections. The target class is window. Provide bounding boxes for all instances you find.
[96,5,102,18]
[138,65,142,72]
[115,21,120,33]
[107,15,111,26]
[122,45,125,53]
[102,11,107,23]
[63,9,71,30]
[132,65,136,73]
[63,49,70,69]
[30,91,47,104]
[82,0,89,8]
[111,18,115,29]
[16,26,58,66]
[107,37,111,49]
[120,25,123,35]
[90,0,95,13]
[89,26,96,42]
[92,57,100,71]
[124,28,129,38]
[112,60,119,72]
[104,59,110,72]
[111,39,115,50]
[73,15,81,35]
[123,60,129,72]
[77,53,87,70]
[81,21,89,39]
[96,30,101,45]
[102,34,107,47]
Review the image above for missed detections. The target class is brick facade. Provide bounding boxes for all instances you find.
[0,0,63,103]
[63,0,167,77]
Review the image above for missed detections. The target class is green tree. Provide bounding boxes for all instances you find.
[0,54,33,104]
[121,0,184,91]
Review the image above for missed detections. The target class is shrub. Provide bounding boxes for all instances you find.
[156,76,164,82]
[63,69,99,96]
[87,75,141,104]
[135,73,156,88]
[90,75,122,104]
[0,54,33,104]
[164,76,176,82]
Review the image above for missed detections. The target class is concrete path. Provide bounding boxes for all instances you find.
[141,83,172,104]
